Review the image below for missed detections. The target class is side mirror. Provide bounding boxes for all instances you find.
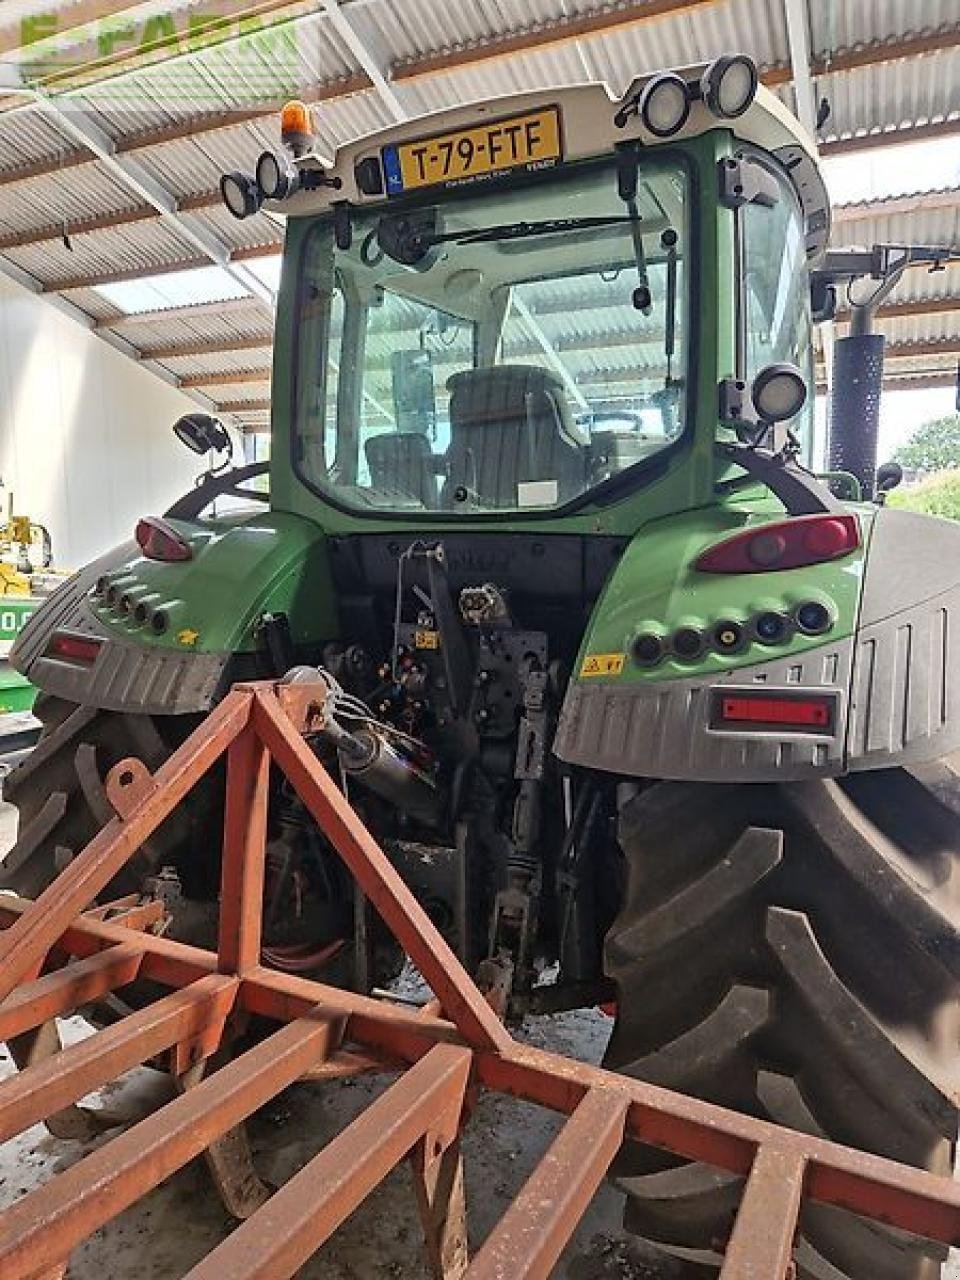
[173,413,232,457]
[876,460,903,494]
[391,349,436,435]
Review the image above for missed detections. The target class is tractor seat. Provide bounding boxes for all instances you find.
[365,431,438,508]
[443,365,588,509]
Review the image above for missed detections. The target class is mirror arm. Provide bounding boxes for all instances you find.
[716,443,844,516]
[164,462,269,520]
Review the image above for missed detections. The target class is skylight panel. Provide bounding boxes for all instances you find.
[824,137,960,207]
[94,264,248,315]
[243,255,283,292]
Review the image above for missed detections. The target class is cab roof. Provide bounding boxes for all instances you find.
[278,65,830,260]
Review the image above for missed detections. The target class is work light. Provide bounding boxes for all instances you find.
[220,171,261,220]
[638,73,691,138]
[702,54,759,120]
[752,363,807,423]
[256,150,299,201]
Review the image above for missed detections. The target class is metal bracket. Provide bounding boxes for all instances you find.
[717,442,844,515]
[105,757,157,820]
[718,155,780,209]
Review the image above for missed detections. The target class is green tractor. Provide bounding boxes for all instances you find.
[5,57,958,1278]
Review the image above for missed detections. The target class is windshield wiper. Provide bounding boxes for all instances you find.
[377,210,640,268]
[449,215,640,245]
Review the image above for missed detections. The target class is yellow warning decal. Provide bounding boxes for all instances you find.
[414,629,440,650]
[580,652,626,678]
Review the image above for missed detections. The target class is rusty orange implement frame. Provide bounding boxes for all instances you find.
[0,681,957,1279]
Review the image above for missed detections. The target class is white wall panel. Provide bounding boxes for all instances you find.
[0,271,202,570]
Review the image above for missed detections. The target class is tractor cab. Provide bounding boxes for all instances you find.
[222,58,829,528]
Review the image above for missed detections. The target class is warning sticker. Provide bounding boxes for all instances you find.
[580,652,626,678]
[414,629,440,650]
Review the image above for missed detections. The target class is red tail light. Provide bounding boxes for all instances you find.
[696,514,859,574]
[45,632,102,666]
[135,517,192,562]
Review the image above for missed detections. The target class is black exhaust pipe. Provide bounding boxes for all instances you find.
[827,329,885,500]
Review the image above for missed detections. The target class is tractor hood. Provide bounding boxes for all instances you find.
[10,511,335,716]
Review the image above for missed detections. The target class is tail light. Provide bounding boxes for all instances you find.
[719,693,833,729]
[695,514,859,574]
[135,517,192,563]
[45,632,102,666]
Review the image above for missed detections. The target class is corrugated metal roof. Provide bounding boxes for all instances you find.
[0,105,74,174]
[818,46,960,144]
[881,312,960,345]
[3,217,202,286]
[158,348,272,379]
[833,206,960,248]
[807,2,958,56]
[105,298,274,348]
[0,162,145,234]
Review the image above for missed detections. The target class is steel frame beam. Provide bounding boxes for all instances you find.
[0,677,957,1280]
[319,0,406,122]
[782,0,818,138]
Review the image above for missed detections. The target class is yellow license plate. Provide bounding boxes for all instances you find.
[383,106,562,194]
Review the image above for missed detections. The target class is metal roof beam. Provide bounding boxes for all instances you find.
[833,188,960,223]
[181,367,271,388]
[870,295,960,320]
[41,240,280,292]
[0,190,229,252]
[880,371,957,391]
[319,0,405,123]
[763,25,960,87]
[782,0,817,137]
[822,118,960,156]
[873,337,960,359]
[0,203,160,252]
[218,397,271,412]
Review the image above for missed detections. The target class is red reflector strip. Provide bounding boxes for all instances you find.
[45,632,102,665]
[721,695,831,728]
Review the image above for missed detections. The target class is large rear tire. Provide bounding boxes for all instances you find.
[604,764,959,1280]
[1,694,220,905]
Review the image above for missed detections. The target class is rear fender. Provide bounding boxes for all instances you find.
[11,512,335,716]
[556,505,960,780]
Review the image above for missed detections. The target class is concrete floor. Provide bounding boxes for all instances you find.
[0,1008,670,1279]
[0,797,957,1279]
